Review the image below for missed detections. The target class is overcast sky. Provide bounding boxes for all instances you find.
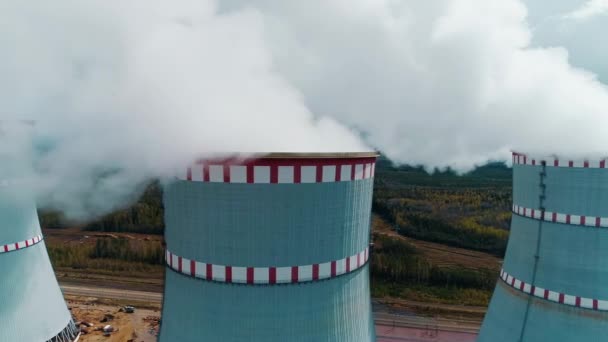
[525,0,608,83]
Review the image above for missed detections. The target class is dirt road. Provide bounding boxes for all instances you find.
[62,284,162,303]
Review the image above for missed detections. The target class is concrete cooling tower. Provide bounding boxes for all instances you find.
[159,153,377,341]
[0,123,79,341]
[478,152,608,341]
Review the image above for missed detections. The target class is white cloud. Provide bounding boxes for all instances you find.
[563,0,608,20]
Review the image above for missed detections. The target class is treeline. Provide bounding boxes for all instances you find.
[371,234,496,290]
[82,181,165,234]
[48,237,164,273]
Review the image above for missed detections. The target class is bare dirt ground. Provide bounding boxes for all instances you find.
[372,215,502,270]
[68,299,160,342]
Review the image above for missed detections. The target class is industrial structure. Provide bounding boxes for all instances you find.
[0,124,80,341]
[160,153,377,341]
[479,152,608,341]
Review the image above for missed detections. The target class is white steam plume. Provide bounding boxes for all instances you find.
[2,0,608,218]
[219,0,608,169]
[1,0,366,219]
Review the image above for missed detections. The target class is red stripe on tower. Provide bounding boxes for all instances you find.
[225,266,232,283]
[269,267,276,284]
[312,264,319,281]
[270,165,279,184]
[247,267,254,284]
[206,264,213,281]
[291,266,298,283]
[223,165,230,183]
[294,165,302,184]
[246,165,254,184]
[203,165,210,182]
[315,165,323,182]
[335,163,342,182]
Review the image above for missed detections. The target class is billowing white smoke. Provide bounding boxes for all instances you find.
[219,0,608,168]
[1,0,607,218]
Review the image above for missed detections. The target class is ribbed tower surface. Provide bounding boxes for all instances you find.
[159,153,377,342]
[0,185,79,341]
[478,153,608,341]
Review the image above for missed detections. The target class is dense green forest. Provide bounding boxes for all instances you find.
[373,158,511,256]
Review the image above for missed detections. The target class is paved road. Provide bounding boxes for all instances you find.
[61,283,163,303]
[60,282,479,340]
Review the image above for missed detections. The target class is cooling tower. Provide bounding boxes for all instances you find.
[0,124,79,341]
[478,152,608,341]
[159,153,377,341]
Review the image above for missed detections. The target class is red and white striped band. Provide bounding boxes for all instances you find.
[166,247,370,284]
[500,269,608,311]
[512,204,608,228]
[512,152,607,169]
[0,234,43,254]
[179,158,376,184]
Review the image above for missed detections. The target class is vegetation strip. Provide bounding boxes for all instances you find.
[500,269,608,310]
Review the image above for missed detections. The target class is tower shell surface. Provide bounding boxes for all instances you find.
[0,184,79,341]
[0,123,79,341]
[478,153,608,341]
[159,153,377,342]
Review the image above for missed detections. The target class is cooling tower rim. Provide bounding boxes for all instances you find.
[227,152,379,159]
[512,151,608,161]
[512,151,608,168]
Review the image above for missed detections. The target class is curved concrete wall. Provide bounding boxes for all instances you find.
[160,155,376,341]
[0,186,78,341]
[479,155,608,341]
